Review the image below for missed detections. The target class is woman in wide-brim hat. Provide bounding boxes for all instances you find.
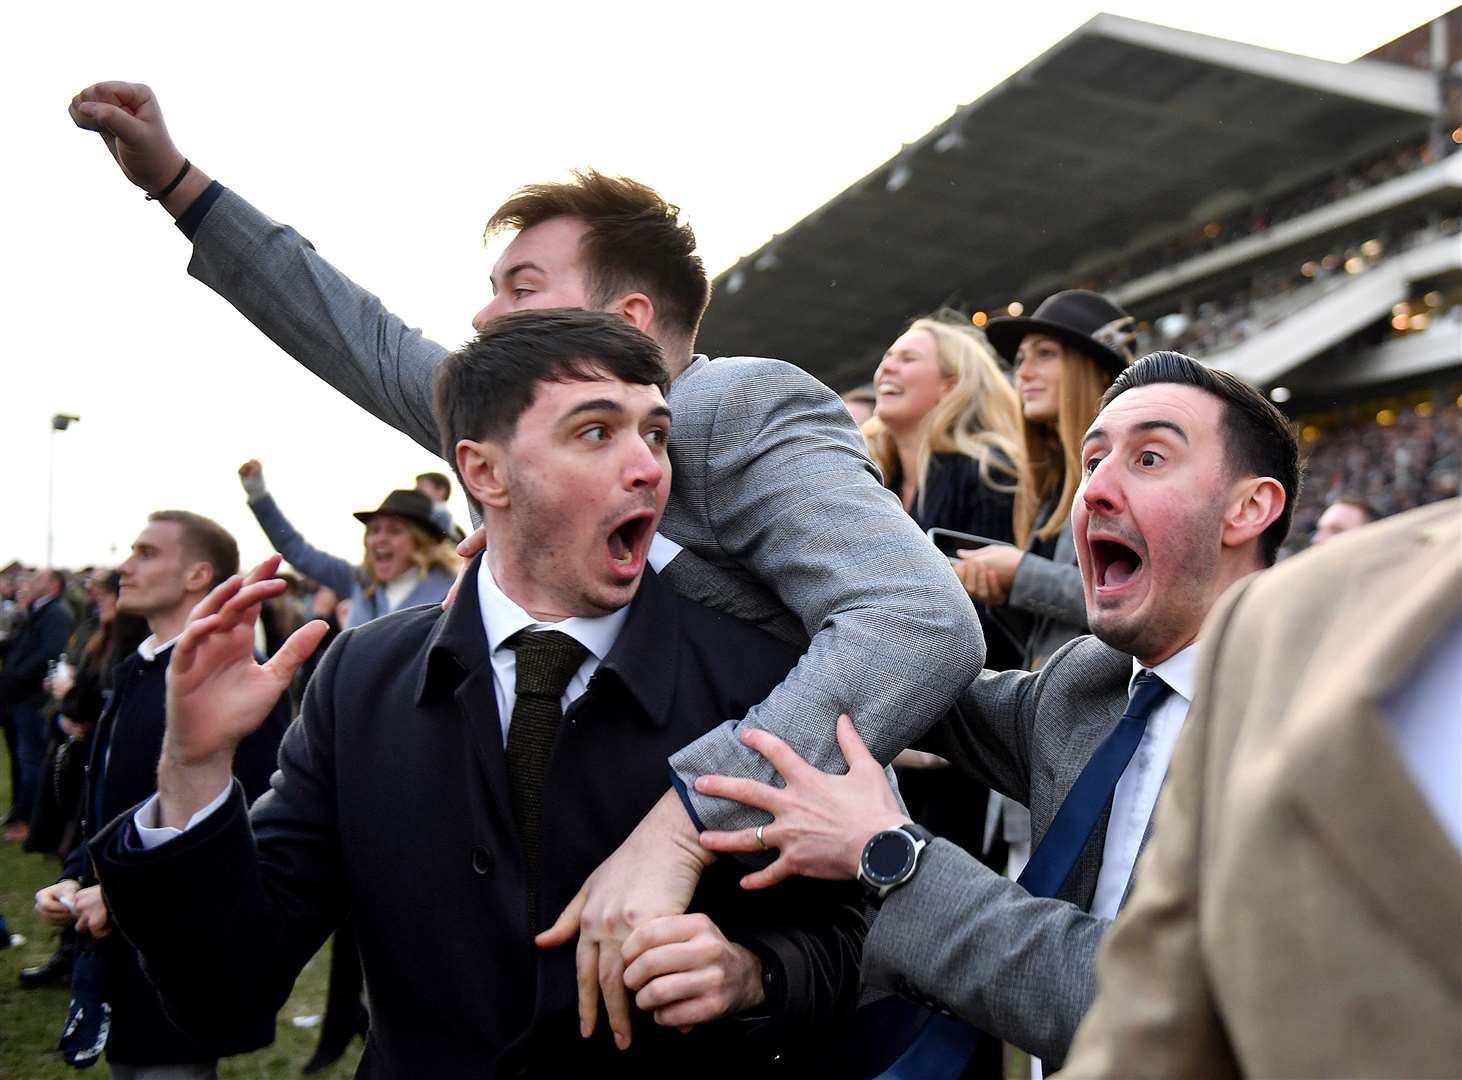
[238,459,460,630]
[954,289,1136,671]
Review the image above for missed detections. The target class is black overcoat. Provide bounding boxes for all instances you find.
[95,561,865,1077]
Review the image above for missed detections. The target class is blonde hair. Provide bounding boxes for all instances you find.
[1012,345,1116,546]
[358,519,462,597]
[863,316,1024,516]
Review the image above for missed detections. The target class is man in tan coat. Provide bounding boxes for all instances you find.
[1062,498,1462,1078]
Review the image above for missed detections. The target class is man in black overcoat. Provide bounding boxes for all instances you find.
[91,310,865,1078]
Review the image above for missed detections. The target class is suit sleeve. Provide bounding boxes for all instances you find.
[90,630,354,1041]
[863,840,1108,1067]
[247,493,358,600]
[1059,582,1252,1078]
[1008,548,1088,630]
[914,662,1044,806]
[187,189,446,456]
[668,362,985,830]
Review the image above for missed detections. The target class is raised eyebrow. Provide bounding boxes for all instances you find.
[563,398,627,421]
[648,405,672,423]
[489,261,544,292]
[1082,425,1108,448]
[1133,419,1189,444]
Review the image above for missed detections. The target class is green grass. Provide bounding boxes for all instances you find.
[0,740,363,1078]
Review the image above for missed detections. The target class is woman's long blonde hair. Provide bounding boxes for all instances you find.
[358,519,462,596]
[863,315,1024,516]
[1012,345,1119,546]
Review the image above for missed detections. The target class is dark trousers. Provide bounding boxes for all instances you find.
[11,703,46,824]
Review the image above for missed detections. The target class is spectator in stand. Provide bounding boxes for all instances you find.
[240,460,459,629]
[416,470,465,542]
[20,571,148,989]
[1,569,75,844]
[864,313,1025,670]
[841,385,877,426]
[960,290,1134,671]
[1310,495,1380,546]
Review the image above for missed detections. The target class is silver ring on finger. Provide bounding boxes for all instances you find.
[755,823,768,850]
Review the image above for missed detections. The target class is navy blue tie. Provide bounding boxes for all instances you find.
[875,670,1173,1079]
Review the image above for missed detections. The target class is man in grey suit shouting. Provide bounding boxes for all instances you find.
[68,81,981,1049]
[698,351,1301,1072]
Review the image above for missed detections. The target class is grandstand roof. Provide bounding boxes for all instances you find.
[696,13,1442,391]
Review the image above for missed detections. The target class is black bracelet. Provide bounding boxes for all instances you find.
[146,159,192,202]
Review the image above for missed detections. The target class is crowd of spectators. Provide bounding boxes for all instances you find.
[1082,138,1446,295]
[1283,395,1462,557]
[1154,212,1462,358]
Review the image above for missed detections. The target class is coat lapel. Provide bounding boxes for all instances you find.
[1281,514,1462,993]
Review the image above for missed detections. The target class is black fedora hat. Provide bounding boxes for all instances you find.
[985,289,1135,377]
[353,489,448,541]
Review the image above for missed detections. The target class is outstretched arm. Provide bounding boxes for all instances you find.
[238,461,357,600]
[69,81,446,455]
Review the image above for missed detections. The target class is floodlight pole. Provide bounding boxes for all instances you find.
[47,414,80,568]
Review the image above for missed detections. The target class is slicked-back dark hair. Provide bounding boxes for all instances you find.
[486,170,709,346]
[433,309,671,509]
[1101,351,1300,566]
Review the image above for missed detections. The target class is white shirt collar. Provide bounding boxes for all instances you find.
[1130,642,1198,704]
[137,632,183,662]
[475,557,628,663]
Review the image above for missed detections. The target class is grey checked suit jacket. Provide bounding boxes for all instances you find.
[861,634,1134,1068]
[184,188,983,829]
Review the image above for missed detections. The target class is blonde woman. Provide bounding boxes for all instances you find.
[240,459,459,630]
[865,312,1023,542]
[962,289,1135,670]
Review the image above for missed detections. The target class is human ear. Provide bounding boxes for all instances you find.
[1221,476,1285,551]
[456,439,510,510]
[613,292,656,335]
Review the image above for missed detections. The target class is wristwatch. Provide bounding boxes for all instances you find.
[858,823,934,902]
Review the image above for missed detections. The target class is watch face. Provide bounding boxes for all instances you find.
[864,830,916,885]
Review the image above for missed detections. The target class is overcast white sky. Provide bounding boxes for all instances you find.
[6,0,1453,571]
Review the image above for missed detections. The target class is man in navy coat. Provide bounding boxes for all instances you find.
[92,310,865,1077]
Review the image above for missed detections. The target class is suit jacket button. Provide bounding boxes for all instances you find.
[471,846,494,875]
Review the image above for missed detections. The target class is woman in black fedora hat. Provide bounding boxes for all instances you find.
[238,460,459,631]
[237,460,460,1072]
[957,289,1137,670]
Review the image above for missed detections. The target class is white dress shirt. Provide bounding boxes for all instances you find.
[1089,644,1198,920]
[1386,617,1462,851]
[475,557,627,745]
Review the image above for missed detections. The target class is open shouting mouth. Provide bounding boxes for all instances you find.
[605,509,656,581]
[1088,534,1146,598]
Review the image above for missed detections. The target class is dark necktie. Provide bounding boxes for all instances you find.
[875,670,1174,1079]
[505,629,589,926]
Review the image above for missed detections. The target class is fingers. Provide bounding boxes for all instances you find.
[621,914,698,970]
[598,944,633,1049]
[242,554,283,586]
[836,713,879,772]
[262,620,330,685]
[457,525,487,559]
[738,727,817,784]
[692,774,784,813]
[70,98,150,143]
[736,857,797,891]
[535,888,587,948]
[574,935,599,1038]
[442,564,466,611]
[697,826,770,855]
